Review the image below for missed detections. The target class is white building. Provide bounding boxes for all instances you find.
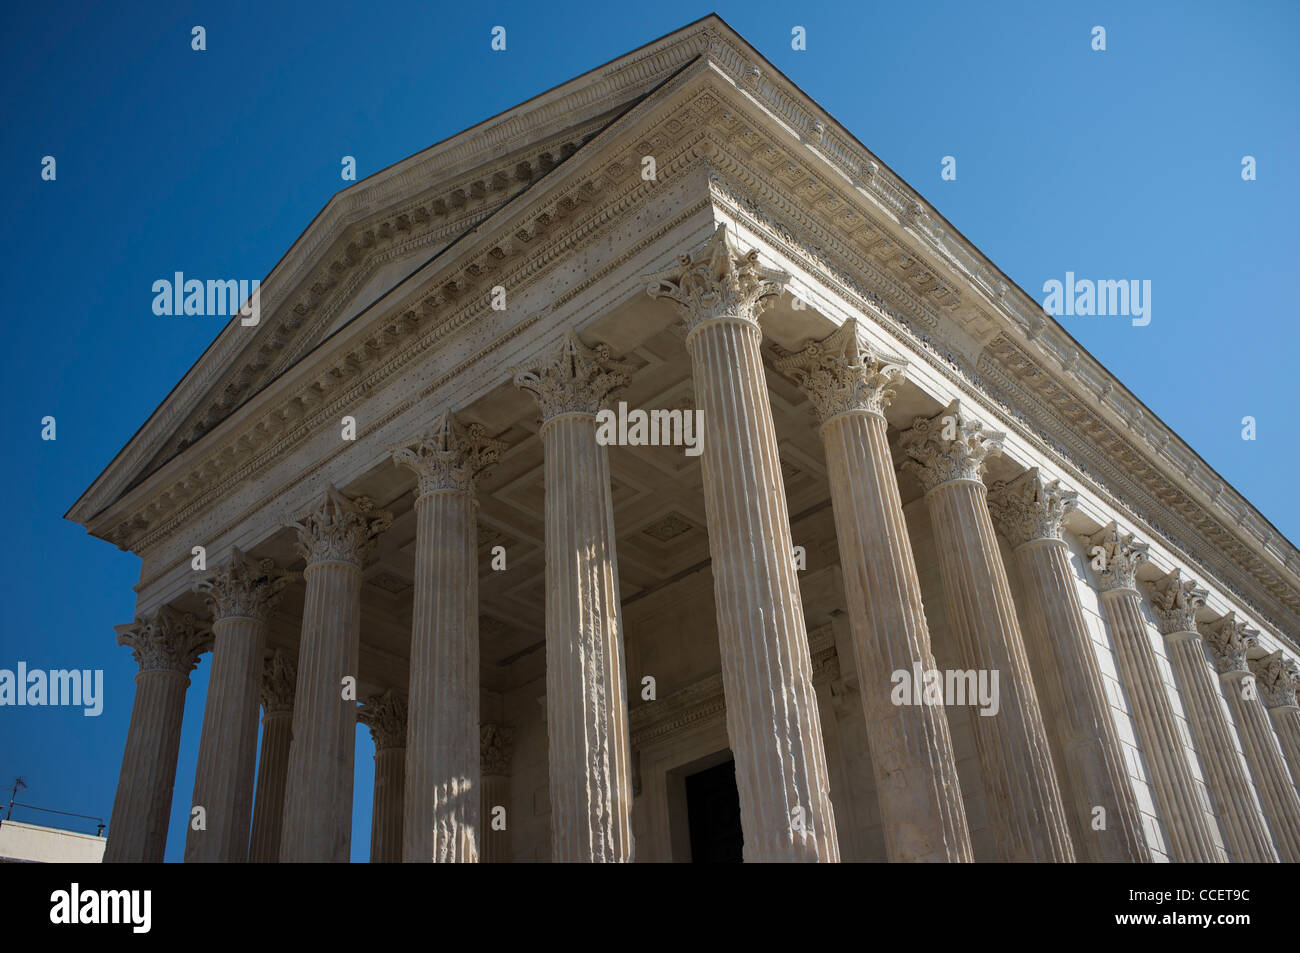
[70,15,1300,863]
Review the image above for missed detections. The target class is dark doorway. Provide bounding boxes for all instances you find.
[685,758,744,862]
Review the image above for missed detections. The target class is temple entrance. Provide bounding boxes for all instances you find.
[685,758,743,862]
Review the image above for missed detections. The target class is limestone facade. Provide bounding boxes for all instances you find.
[73,16,1300,862]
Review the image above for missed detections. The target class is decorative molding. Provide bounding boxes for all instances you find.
[196,546,288,622]
[987,467,1077,548]
[289,485,392,567]
[772,317,905,423]
[1201,612,1257,675]
[260,648,297,714]
[357,690,408,751]
[897,399,1004,493]
[646,223,786,334]
[512,330,635,420]
[1146,570,1208,637]
[480,723,516,776]
[117,605,212,675]
[1249,651,1299,710]
[1082,522,1148,593]
[392,411,507,499]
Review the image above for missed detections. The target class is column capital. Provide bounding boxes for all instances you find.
[646,224,787,334]
[1145,570,1208,636]
[117,605,212,675]
[1200,612,1257,675]
[987,467,1078,547]
[1249,651,1300,710]
[772,318,906,423]
[1081,521,1148,593]
[260,648,296,714]
[512,330,634,420]
[480,723,516,776]
[290,485,392,567]
[897,399,1004,493]
[197,547,289,622]
[358,690,408,751]
[393,411,506,498]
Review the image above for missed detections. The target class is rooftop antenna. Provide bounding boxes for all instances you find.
[6,777,26,821]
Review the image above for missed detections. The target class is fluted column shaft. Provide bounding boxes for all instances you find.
[105,607,210,863]
[396,414,501,863]
[248,709,293,862]
[540,412,634,861]
[691,324,838,861]
[106,670,191,863]
[185,615,265,862]
[406,490,479,861]
[1250,652,1300,817]
[1010,538,1149,861]
[649,228,839,862]
[515,332,638,862]
[371,746,406,863]
[1160,631,1277,861]
[776,321,968,862]
[1202,617,1300,861]
[923,479,1074,861]
[480,723,515,863]
[1097,586,1224,861]
[1215,672,1300,861]
[1268,706,1300,796]
[280,560,361,862]
[822,416,971,860]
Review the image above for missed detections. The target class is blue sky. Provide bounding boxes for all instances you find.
[0,1,1295,862]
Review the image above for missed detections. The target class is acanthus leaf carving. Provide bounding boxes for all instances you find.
[196,546,289,623]
[1201,612,1257,675]
[512,330,634,420]
[392,411,507,498]
[480,723,516,776]
[117,605,212,675]
[289,485,392,567]
[260,648,297,714]
[1081,522,1149,593]
[773,317,906,422]
[1248,651,1299,709]
[357,690,408,750]
[987,467,1078,547]
[897,399,1004,492]
[646,223,787,334]
[1146,570,1208,636]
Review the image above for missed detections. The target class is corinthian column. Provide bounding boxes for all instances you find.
[898,402,1073,862]
[185,549,287,863]
[513,330,636,862]
[279,486,391,863]
[1146,572,1276,862]
[394,413,504,863]
[775,319,970,863]
[480,723,515,863]
[1250,652,1300,795]
[648,225,838,862]
[359,691,408,863]
[1084,524,1225,862]
[248,649,296,862]
[1201,613,1300,861]
[106,607,211,863]
[986,470,1148,862]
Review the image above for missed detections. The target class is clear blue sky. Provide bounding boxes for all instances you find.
[1,1,1295,862]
